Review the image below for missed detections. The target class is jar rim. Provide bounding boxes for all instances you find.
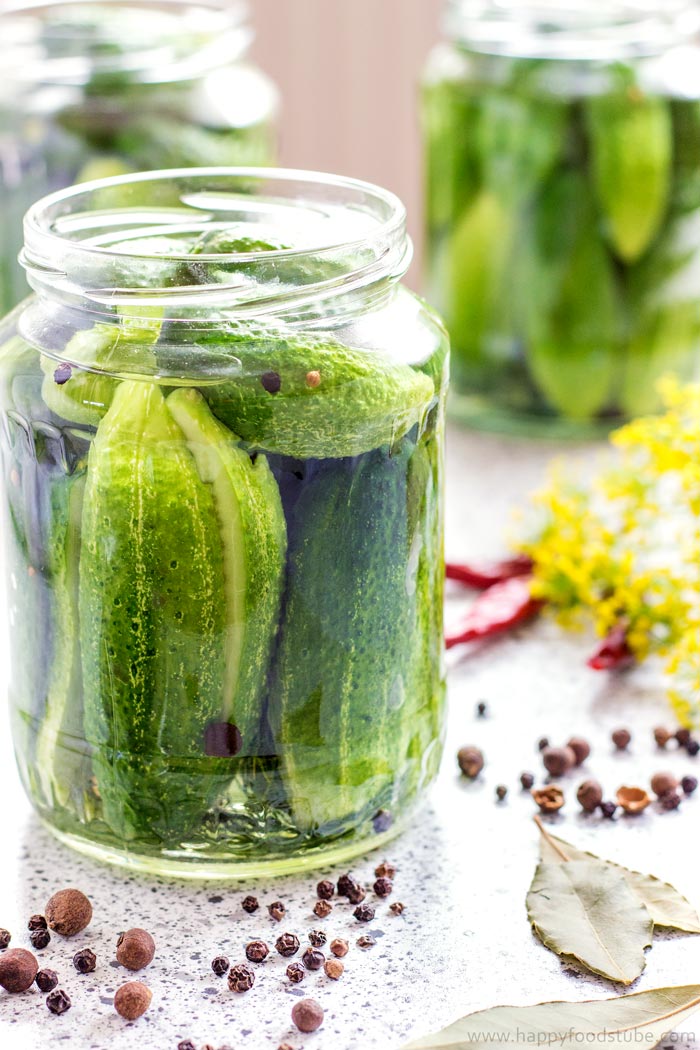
[1,0,251,86]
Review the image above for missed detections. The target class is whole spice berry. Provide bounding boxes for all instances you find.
[0,948,38,992]
[653,726,673,748]
[227,963,255,992]
[324,958,344,980]
[457,746,484,778]
[330,938,349,958]
[682,775,698,795]
[305,370,321,388]
[178,1041,197,1050]
[114,981,152,1020]
[567,737,591,765]
[537,737,549,751]
[53,362,72,385]
[353,904,375,923]
[268,901,285,922]
[346,883,366,905]
[542,746,576,777]
[73,948,97,974]
[245,940,269,963]
[278,1044,295,1050]
[676,728,692,748]
[651,772,679,798]
[374,861,396,879]
[687,739,700,757]
[261,370,281,394]
[35,968,58,993]
[531,785,565,813]
[241,895,259,914]
[0,929,10,950]
[373,877,393,897]
[211,955,229,977]
[616,786,650,814]
[389,902,405,916]
[520,772,535,790]
[576,779,603,813]
[612,728,632,751]
[337,873,358,897]
[286,962,305,984]
[116,928,155,971]
[308,930,327,947]
[301,947,325,971]
[313,900,332,919]
[46,989,71,1014]
[275,933,300,958]
[29,928,51,950]
[316,880,334,900]
[476,701,488,717]
[27,914,47,931]
[600,800,618,820]
[357,935,375,949]
[291,998,324,1034]
[495,784,508,802]
[373,809,393,833]
[660,789,682,811]
[45,888,92,937]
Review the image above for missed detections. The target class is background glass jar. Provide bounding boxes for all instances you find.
[0,168,448,877]
[422,0,700,434]
[0,0,278,315]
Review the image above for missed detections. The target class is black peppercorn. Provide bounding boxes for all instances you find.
[476,701,487,717]
[660,789,682,811]
[0,929,11,950]
[245,940,269,963]
[268,901,285,922]
[286,961,305,984]
[676,728,692,748]
[389,902,405,915]
[520,772,535,790]
[600,801,618,820]
[374,861,396,879]
[308,930,326,948]
[275,933,300,958]
[538,737,549,752]
[687,739,700,757]
[682,775,698,795]
[372,809,393,833]
[317,879,334,900]
[353,904,375,923]
[46,988,71,1014]
[211,955,229,977]
[261,371,281,394]
[73,948,96,974]
[227,963,255,993]
[301,948,325,971]
[313,900,332,919]
[241,895,259,914]
[337,873,358,897]
[177,1042,197,1050]
[346,883,366,905]
[53,363,72,386]
[35,968,58,993]
[28,915,47,932]
[495,784,508,802]
[30,928,51,950]
[356,935,375,949]
[373,877,393,897]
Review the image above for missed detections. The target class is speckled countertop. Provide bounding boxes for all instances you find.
[2,427,700,1050]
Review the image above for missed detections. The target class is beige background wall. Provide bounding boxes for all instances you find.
[250,0,444,285]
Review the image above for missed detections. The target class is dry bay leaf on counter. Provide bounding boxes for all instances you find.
[403,984,700,1050]
[527,860,653,984]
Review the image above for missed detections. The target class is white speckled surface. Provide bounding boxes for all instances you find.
[2,426,700,1050]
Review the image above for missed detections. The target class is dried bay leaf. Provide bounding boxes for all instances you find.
[403,984,700,1050]
[527,860,653,983]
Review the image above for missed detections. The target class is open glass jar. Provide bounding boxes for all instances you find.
[0,168,448,877]
[0,0,278,315]
[423,0,700,434]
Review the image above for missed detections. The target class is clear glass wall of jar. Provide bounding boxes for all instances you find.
[422,0,700,435]
[0,0,279,315]
[0,168,448,877]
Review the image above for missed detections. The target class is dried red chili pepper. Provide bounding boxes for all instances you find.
[587,623,635,670]
[446,554,533,590]
[445,576,543,650]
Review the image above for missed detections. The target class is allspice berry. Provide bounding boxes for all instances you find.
[542,746,576,777]
[567,737,591,765]
[291,998,324,1033]
[45,888,92,937]
[612,728,632,751]
[114,981,152,1020]
[457,746,484,778]
[653,726,673,748]
[576,779,603,813]
[330,938,349,958]
[651,772,679,798]
[324,959,344,980]
[0,948,38,992]
[116,929,155,971]
[616,786,650,814]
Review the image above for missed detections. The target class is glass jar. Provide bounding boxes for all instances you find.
[0,0,278,316]
[0,168,448,877]
[422,0,700,434]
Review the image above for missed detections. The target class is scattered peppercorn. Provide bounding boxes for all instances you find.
[211,955,229,977]
[35,968,58,993]
[353,904,375,923]
[286,962,305,984]
[291,999,324,1034]
[73,948,96,974]
[389,902,405,916]
[178,1041,197,1050]
[313,900,332,919]
[373,877,393,897]
[241,895,259,914]
[520,772,535,790]
[537,737,549,751]
[495,784,508,802]
[305,370,321,388]
[324,958,344,979]
[114,981,152,1020]
[116,928,155,971]
[227,963,255,992]
[347,883,366,905]
[357,935,375,949]
[476,701,488,717]
[45,888,92,937]
[46,989,71,1015]
[27,914,47,932]
[374,861,396,879]
[308,930,327,948]
[659,789,682,811]
[651,772,679,798]
[0,929,10,950]
[245,940,269,963]
[531,785,565,813]
[457,746,484,778]
[275,934,300,958]
[687,739,700,757]
[567,737,591,765]
[337,873,358,897]
[682,775,698,795]
[278,1044,295,1050]
[600,800,618,820]
[261,370,281,394]
[616,786,650,814]
[53,363,72,386]
[653,726,673,748]
[302,947,325,971]
[542,746,576,777]
[576,779,603,813]
[612,728,632,751]
[29,928,51,950]
[330,938,349,958]
[268,901,285,922]
[316,880,334,900]
[0,949,38,992]
[676,728,692,748]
